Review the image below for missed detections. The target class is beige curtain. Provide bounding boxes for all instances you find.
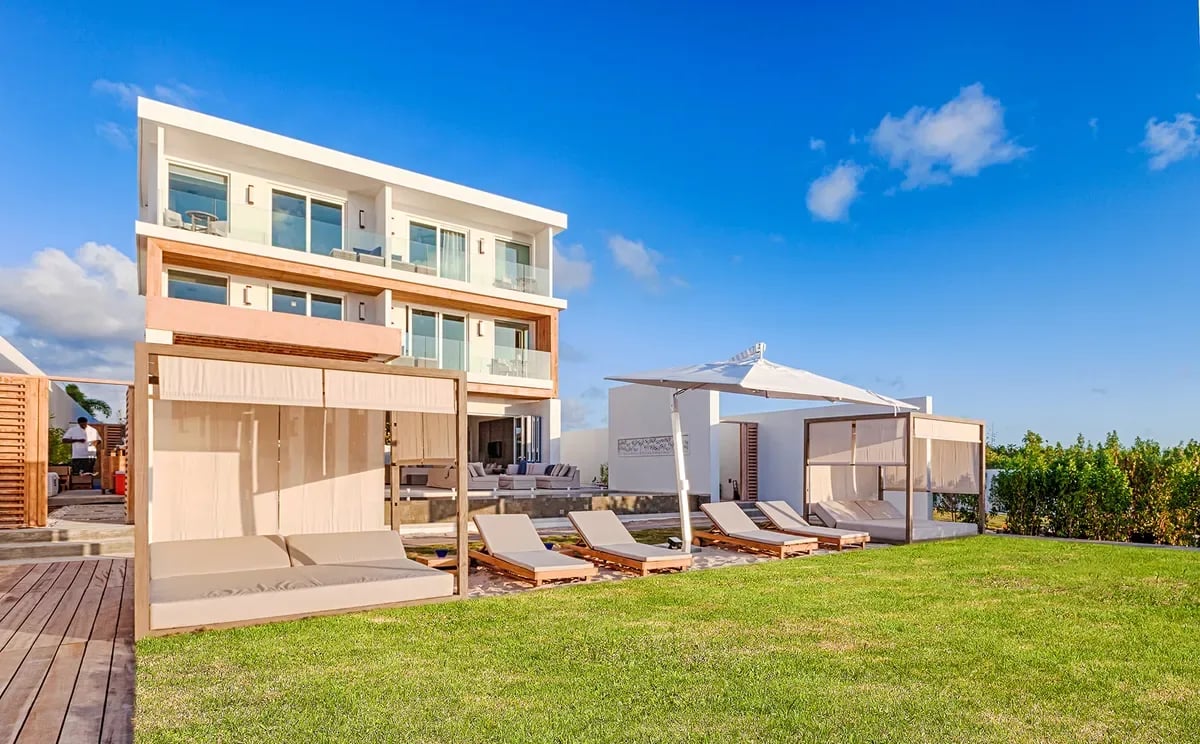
[150,400,280,541]
[323,369,455,414]
[157,356,323,407]
[808,464,879,502]
[913,418,981,444]
[807,421,853,464]
[853,417,906,465]
[931,439,980,494]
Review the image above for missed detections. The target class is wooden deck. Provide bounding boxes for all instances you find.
[0,559,133,743]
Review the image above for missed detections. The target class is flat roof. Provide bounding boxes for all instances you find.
[138,97,568,232]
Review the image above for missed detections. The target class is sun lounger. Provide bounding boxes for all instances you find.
[469,514,598,586]
[695,502,818,557]
[564,510,693,576]
[755,500,870,550]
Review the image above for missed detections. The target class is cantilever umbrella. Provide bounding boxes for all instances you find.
[607,343,917,552]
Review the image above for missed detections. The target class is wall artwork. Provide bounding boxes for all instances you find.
[617,434,689,458]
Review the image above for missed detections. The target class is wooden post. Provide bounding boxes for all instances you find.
[133,344,151,640]
[904,413,914,545]
[802,420,810,518]
[977,422,987,535]
[454,376,470,596]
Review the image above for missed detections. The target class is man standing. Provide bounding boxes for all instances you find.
[63,416,102,476]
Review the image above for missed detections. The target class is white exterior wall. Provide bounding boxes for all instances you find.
[0,335,93,426]
[717,422,741,500]
[607,385,719,498]
[560,427,608,486]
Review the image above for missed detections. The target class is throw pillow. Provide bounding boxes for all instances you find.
[517,461,527,475]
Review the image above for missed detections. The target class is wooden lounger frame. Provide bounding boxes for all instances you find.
[468,548,598,587]
[560,543,692,576]
[691,530,817,558]
[765,524,869,551]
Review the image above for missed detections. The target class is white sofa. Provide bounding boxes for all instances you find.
[810,499,979,542]
[499,463,580,489]
[148,531,453,631]
[427,463,500,491]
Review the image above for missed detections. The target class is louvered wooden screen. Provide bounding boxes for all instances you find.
[124,385,134,525]
[0,374,48,528]
[740,422,759,501]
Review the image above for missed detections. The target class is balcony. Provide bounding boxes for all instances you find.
[470,346,552,384]
[390,341,551,388]
[492,260,550,297]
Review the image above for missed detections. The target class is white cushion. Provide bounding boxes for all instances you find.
[150,535,290,580]
[568,510,635,546]
[497,550,594,572]
[474,514,546,554]
[285,530,407,567]
[856,500,903,519]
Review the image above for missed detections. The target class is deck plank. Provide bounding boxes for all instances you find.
[0,561,97,744]
[58,559,126,743]
[0,564,53,629]
[15,560,113,744]
[98,562,134,744]
[0,565,36,600]
[0,562,79,685]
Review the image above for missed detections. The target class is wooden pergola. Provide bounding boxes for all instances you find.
[803,412,986,544]
[130,342,470,638]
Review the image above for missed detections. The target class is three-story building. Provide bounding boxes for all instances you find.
[135,98,566,467]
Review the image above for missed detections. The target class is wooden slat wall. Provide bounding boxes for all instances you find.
[740,422,759,501]
[0,374,48,528]
[125,385,135,525]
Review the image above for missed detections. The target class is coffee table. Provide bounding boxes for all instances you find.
[413,553,457,570]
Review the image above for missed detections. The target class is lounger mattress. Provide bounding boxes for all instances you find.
[832,518,978,542]
[727,529,816,546]
[493,549,596,573]
[590,543,689,563]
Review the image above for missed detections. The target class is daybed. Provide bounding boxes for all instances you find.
[694,502,818,558]
[148,531,453,631]
[565,510,692,575]
[469,514,598,586]
[427,463,500,490]
[809,499,980,543]
[755,500,870,550]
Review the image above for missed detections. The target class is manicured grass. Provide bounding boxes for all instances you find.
[136,537,1200,743]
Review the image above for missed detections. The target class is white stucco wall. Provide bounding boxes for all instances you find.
[607,385,719,498]
[0,335,92,426]
[560,427,609,486]
[717,422,741,500]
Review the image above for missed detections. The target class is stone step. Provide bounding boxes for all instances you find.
[0,537,134,563]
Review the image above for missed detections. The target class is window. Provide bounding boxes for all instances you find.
[442,314,466,371]
[410,310,438,359]
[271,288,307,315]
[167,166,228,228]
[496,239,531,267]
[495,239,536,292]
[494,321,529,350]
[401,222,468,280]
[440,229,467,281]
[166,271,228,305]
[311,294,343,321]
[409,224,437,270]
[271,191,307,251]
[271,191,343,254]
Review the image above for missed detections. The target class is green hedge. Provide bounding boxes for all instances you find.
[990,432,1200,546]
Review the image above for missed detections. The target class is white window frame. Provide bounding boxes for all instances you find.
[164,160,231,226]
[403,304,468,369]
[399,214,471,281]
[164,267,231,305]
[268,181,347,254]
[267,281,347,320]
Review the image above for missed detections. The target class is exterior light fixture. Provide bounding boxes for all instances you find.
[243,286,252,305]
[478,238,485,254]
[359,210,366,229]
[358,302,367,321]
[246,185,254,205]
[476,320,484,336]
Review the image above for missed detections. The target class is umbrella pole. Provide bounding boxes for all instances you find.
[670,390,693,553]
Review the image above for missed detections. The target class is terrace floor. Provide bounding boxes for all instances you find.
[0,559,133,743]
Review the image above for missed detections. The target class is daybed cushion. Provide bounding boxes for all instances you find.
[286,530,425,570]
[149,535,290,580]
[810,500,870,527]
[855,499,903,520]
[150,563,453,630]
[832,518,979,543]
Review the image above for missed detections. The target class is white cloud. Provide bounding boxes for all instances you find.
[0,243,143,380]
[1088,117,1100,138]
[95,121,131,149]
[92,78,198,109]
[608,235,663,286]
[809,137,826,152]
[868,83,1028,189]
[806,161,865,222]
[1141,113,1200,170]
[552,242,593,293]
[848,131,860,145]
[561,398,593,430]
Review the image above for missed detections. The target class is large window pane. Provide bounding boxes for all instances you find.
[271,288,307,315]
[494,321,529,350]
[410,224,437,270]
[311,294,343,321]
[442,315,466,371]
[497,239,531,266]
[166,271,228,305]
[271,191,307,251]
[167,166,228,227]
[440,229,467,281]
[411,310,437,359]
[310,200,342,255]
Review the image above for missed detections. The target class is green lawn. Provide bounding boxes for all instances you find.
[136,537,1200,743]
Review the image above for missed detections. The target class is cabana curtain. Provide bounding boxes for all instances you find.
[323,369,454,413]
[158,357,324,407]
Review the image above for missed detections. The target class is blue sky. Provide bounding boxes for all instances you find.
[0,2,1198,444]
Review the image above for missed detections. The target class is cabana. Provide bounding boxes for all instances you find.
[130,343,469,638]
[803,412,986,544]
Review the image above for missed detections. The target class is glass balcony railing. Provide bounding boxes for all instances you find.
[492,260,550,296]
[470,346,552,381]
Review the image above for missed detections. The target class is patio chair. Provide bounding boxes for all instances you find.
[565,510,692,576]
[755,500,869,551]
[695,502,818,558]
[469,514,598,587]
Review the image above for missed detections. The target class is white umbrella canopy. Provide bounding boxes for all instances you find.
[606,343,917,552]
